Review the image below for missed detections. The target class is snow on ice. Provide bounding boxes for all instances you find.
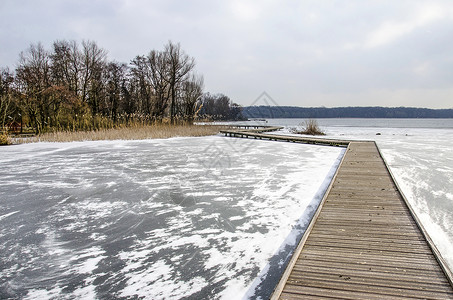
[0,135,344,299]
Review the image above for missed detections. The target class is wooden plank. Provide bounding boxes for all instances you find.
[304,239,432,254]
[281,284,425,300]
[310,229,424,241]
[306,234,431,248]
[295,260,450,284]
[280,288,399,300]
[288,270,453,294]
[286,272,453,298]
[313,221,419,230]
[299,253,445,273]
[300,247,438,265]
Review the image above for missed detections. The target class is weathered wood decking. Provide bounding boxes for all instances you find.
[221,127,453,299]
[272,141,453,299]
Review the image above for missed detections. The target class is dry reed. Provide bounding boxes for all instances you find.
[0,133,11,145]
[293,119,326,136]
[12,124,227,144]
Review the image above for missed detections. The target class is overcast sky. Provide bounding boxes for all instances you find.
[1,0,453,108]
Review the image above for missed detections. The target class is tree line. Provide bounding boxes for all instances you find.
[243,106,453,119]
[0,40,244,134]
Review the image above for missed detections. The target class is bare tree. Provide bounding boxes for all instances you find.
[104,61,127,123]
[0,68,15,130]
[130,55,154,119]
[147,50,170,120]
[80,40,107,116]
[120,71,135,123]
[16,43,52,133]
[164,41,195,124]
[51,40,81,96]
[180,73,203,124]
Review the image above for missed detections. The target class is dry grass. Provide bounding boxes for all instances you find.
[12,124,227,144]
[0,133,11,145]
[293,119,326,136]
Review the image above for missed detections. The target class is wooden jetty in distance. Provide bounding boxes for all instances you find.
[221,126,453,299]
[220,126,350,147]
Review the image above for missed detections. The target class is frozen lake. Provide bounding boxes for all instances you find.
[2,118,452,299]
[0,135,344,299]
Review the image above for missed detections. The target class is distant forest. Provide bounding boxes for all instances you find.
[0,40,241,134]
[243,106,453,119]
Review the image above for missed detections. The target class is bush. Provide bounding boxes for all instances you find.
[293,119,325,136]
[0,133,11,145]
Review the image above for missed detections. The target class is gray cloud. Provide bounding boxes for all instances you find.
[1,0,453,108]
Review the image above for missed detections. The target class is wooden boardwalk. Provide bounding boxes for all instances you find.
[220,127,350,147]
[273,141,453,299]
[221,127,453,299]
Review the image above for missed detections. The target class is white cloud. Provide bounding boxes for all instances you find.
[230,1,262,21]
[413,61,433,77]
[2,0,453,108]
[365,3,453,48]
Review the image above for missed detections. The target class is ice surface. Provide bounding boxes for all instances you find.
[0,135,344,299]
[376,129,453,270]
